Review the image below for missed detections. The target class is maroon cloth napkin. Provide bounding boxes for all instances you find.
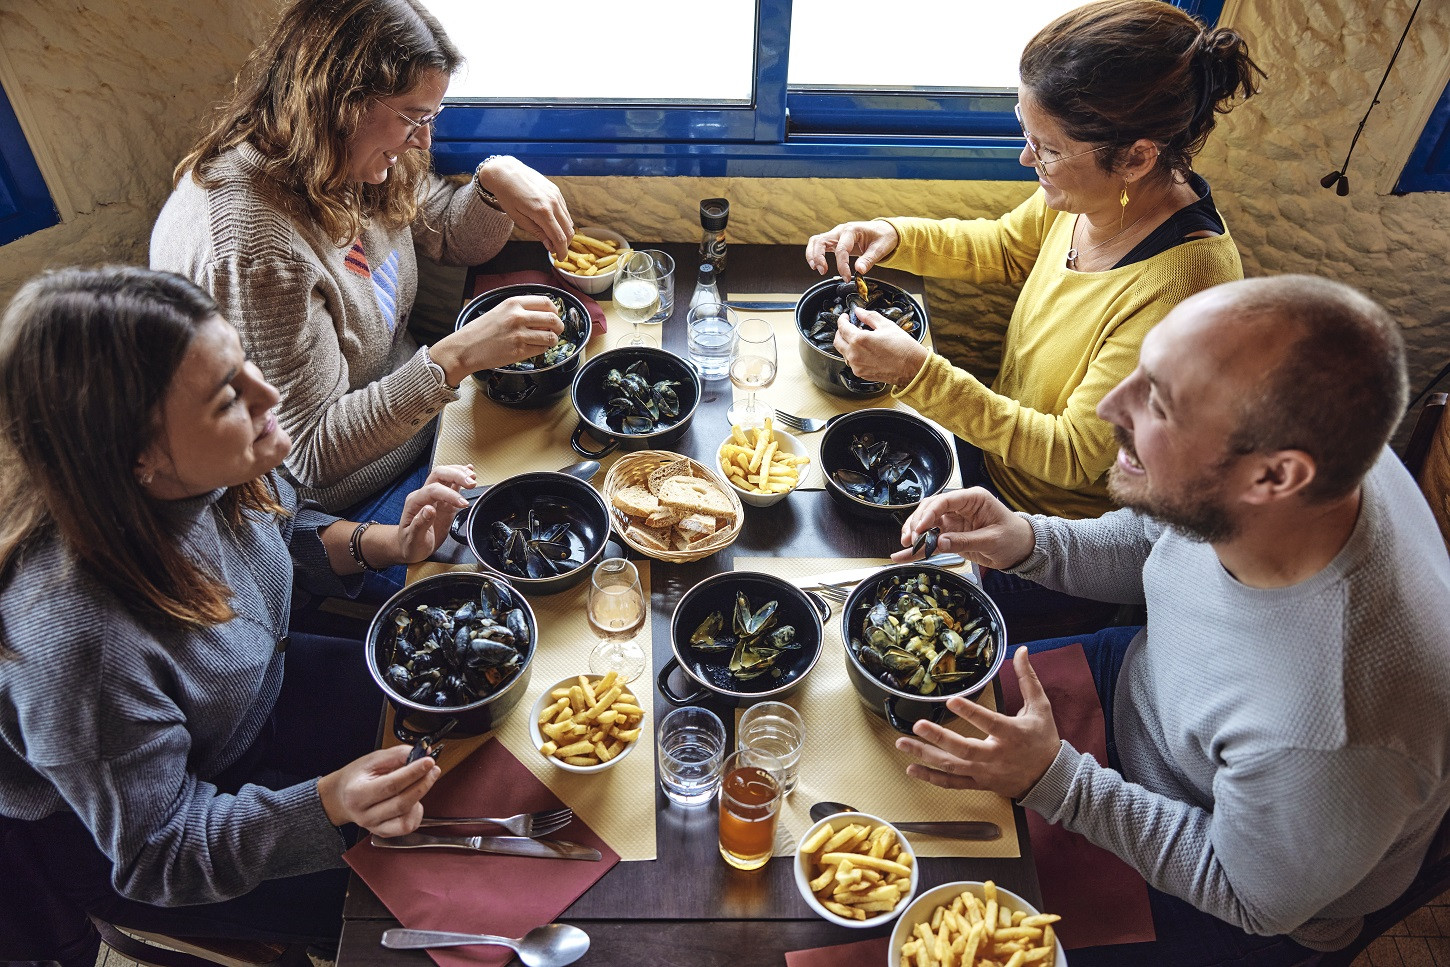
[785,936,889,967]
[997,642,1156,950]
[345,738,619,967]
[470,270,607,333]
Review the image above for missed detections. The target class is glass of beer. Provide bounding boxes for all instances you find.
[717,747,784,871]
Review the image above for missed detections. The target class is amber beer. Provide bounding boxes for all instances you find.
[717,749,783,871]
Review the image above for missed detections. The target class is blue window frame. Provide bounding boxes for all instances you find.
[431,0,1223,182]
[1396,78,1450,193]
[0,82,59,246]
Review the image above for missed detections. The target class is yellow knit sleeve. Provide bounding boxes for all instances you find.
[878,189,1050,285]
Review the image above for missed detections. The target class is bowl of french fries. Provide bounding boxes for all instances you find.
[529,671,646,774]
[716,419,812,507]
[889,880,1066,967]
[794,811,919,929]
[552,226,630,295]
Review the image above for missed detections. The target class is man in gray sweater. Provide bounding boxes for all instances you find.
[893,275,1450,964]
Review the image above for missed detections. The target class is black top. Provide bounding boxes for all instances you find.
[1115,172,1224,268]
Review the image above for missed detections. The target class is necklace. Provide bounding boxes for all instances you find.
[1065,211,1152,270]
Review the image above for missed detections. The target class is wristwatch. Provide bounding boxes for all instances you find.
[423,347,459,391]
[472,155,508,211]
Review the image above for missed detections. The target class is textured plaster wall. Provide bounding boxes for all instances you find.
[2,0,1447,410]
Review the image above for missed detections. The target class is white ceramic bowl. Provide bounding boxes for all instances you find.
[888,880,1068,967]
[528,673,643,774]
[716,426,810,508]
[793,811,919,929]
[553,225,630,296]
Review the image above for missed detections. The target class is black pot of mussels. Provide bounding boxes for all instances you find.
[366,571,536,743]
[458,283,592,409]
[842,564,1006,735]
[569,346,701,459]
[459,470,612,595]
[820,408,955,522]
[659,571,829,707]
[795,275,928,398]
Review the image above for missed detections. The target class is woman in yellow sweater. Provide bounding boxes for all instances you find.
[806,0,1262,638]
[808,0,1260,523]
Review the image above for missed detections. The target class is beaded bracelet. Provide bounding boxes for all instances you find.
[349,520,383,573]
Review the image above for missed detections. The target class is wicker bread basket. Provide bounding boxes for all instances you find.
[601,450,743,563]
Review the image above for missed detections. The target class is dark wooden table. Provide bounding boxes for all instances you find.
[338,243,1039,967]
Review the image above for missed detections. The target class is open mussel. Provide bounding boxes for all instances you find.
[501,295,588,371]
[688,591,801,685]
[848,570,996,697]
[803,273,921,358]
[488,500,587,580]
[829,432,925,506]
[602,359,681,434]
[378,585,531,707]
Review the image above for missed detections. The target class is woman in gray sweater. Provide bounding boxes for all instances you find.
[0,267,470,942]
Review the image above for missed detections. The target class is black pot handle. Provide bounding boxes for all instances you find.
[657,655,708,705]
[570,422,619,459]
[882,696,947,735]
[393,707,449,744]
[837,366,886,395]
[447,487,487,544]
[487,377,537,405]
[804,590,831,623]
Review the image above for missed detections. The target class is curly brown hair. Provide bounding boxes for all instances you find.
[1020,0,1265,180]
[175,0,461,246]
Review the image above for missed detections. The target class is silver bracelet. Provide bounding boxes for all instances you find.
[349,520,383,573]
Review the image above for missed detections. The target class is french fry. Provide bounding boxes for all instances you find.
[719,422,809,495]
[896,882,1060,967]
[802,821,913,921]
[536,674,645,767]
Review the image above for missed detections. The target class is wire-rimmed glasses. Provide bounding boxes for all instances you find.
[1013,103,1108,176]
[374,98,445,141]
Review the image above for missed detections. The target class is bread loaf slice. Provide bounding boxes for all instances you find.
[658,477,734,518]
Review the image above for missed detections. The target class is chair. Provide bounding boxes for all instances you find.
[1403,392,1449,550]
[0,816,311,967]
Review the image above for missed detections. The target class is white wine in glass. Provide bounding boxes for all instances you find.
[727,317,777,429]
[587,558,647,683]
[614,253,661,348]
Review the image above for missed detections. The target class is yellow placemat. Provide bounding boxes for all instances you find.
[391,559,658,861]
[728,294,960,491]
[433,301,630,479]
[733,555,1020,860]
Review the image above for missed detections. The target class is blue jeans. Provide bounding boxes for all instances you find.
[1025,628,1320,967]
[336,447,434,603]
[24,631,383,945]
[955,439,1121,644]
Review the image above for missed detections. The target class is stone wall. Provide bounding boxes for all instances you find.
[3,0,1447,408]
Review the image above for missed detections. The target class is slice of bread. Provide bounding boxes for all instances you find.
[625,523,671,553]
[647,459,696,496]
[612,485,659,518]
[658,477,735,518]
[676,513,718,540]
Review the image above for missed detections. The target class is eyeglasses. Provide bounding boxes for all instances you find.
[373,98,444,140]
[1014,103,1108,175]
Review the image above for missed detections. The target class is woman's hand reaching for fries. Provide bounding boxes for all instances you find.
[895,646,1062,801]
[891,487,1037,571]
[474,155,575,259]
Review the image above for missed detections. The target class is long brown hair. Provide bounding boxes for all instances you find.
[175,0,461,246]
[0,267,285,634]
[1020,0,1265,179]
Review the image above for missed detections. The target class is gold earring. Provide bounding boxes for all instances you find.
[1120,183,1131,229]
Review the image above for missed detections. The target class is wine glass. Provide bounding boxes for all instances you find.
[612,251,661,348]
[726,317,777,429]
[587,558,647,683]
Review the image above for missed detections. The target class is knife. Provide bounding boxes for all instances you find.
[897,821,1002,840]
[371,831,602,861]
[725,300,796,311]
[795,553,966,590]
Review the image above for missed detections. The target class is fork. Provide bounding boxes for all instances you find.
[419,807,574,838]
[814,583,851,608]
[774,411,837,434]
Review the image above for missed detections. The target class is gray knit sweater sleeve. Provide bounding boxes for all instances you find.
[411,171,515,266]
[1008,506,1158,605]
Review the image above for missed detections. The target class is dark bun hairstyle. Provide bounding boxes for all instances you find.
[1019,0,1264,176]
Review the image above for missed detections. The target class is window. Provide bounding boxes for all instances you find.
[423,0,1224,181]
[0,82,59,245]
[1396,78,1450,193]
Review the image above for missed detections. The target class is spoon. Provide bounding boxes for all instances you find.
[381,923,590,967]
[809,800,1001,841]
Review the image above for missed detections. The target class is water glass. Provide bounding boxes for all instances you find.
[737,701,804,795]
[717,747,784,871]
[686,303,739,381]
[657,706,726,807]
[638,249,676,324]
